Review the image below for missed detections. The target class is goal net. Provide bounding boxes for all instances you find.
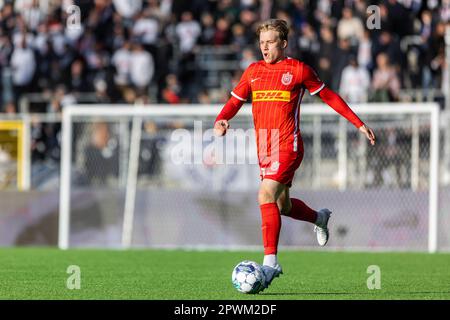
[58,103,441,252]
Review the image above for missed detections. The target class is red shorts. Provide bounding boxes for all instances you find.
[259,151,304,187]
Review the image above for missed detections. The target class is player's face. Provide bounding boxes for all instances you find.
[259,30,287,64]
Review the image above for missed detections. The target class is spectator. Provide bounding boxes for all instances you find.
[339,55,371,103]
[372,31,402,72]
[215,0,239,22]
[259,0,279,22]
[353,0,369,22]
[285,24,299,58]
[371,53,400,102]
[175,11,201,54]
[11,36,36,105]
[162,73,181,104]
[286,0,306,29]
[240,0,258,11]
[1,3,16,34]
[441,0,450,23]
[317,57,332,88]
[110,21,125,51]
[146,0,170,22]
[238,9,257,44]
[86,0,114,44]
[0,33,13,103]
[213,17,232,46]
[318,26,336,62]
[111,40,131,89]
[385,0,414,37]
[3,101,16,114]
[12,17,34,49]
[337,7,364,45]
[297,23,320,69]
[429,51,446,92]
[197,89,212,104]
[83,122,119,185]
[424,21,446,89]
[20,0,43,32]
[239,47,257,70]
[129,41,154,95]
[113,0,142,19]
[47,85,75,114]
[132,8,160,57]
[230,23,247,52]
[331,38,353,91]
[419,10,433,43]
[198,12,216,45]
[121,87,137,104]
[66,58,91,93]
[357,30,373,71]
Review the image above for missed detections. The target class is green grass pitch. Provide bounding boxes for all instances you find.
[1,248,449,300]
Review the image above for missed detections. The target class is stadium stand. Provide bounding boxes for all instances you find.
[0,0,448,187]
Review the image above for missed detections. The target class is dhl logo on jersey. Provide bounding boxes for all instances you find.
[252,90,291,102]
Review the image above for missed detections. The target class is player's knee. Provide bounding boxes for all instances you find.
[258,188,276,205]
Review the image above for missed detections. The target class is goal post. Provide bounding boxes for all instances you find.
[58,103,440,252]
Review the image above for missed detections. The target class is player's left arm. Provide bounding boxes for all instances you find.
[302,63,376,146]
[318,87,375,145]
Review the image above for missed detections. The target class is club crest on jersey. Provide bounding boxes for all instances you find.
[281,72,293,85]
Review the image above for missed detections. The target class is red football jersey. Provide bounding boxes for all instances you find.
[231,57,324,157]
[216,57,364,160]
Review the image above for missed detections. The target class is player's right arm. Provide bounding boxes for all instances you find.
[214,65,253,137]
[214,97,243,136]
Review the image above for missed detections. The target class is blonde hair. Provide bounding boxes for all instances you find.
[256,19,289,41]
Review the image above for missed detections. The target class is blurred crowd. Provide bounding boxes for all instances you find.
[0,0,448,113]
[0,0,449,188]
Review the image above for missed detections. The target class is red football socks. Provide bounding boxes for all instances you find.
[260,203,281,255]
[260,199,317,255]
[284,198,317,224]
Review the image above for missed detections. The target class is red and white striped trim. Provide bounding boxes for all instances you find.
[231,91,246,101]
[310,83,325,96]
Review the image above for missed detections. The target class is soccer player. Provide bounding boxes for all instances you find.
[214,19,376,291]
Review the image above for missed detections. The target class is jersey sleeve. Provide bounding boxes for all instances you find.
[302,63,325,96]
[318,86,364,129]
[230,64,253,102]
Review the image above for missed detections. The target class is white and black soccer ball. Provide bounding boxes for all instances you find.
[231,260,265,294]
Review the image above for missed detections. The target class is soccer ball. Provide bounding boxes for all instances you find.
[231,260,265,294]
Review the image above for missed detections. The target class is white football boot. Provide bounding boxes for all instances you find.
[314,209,332,246]
[259,264,283,292]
